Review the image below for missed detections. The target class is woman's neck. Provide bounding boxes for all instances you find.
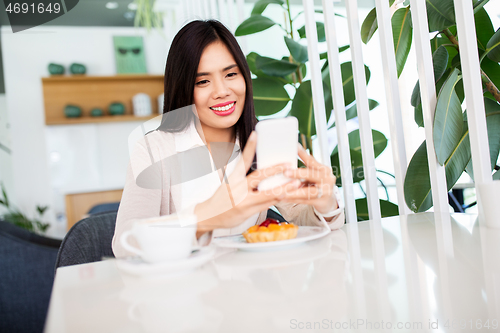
[197,123,236,145]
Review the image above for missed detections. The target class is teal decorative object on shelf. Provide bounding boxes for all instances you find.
[64,105,82,118]
[109,102,125,115]
[48,63,64,75]
[90,108,103,117]
[70,63,86,75]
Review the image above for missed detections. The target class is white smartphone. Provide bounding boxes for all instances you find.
[255,117,298,191]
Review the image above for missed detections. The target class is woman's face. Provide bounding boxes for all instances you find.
[193,41,246,138]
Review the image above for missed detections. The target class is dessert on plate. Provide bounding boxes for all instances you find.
[243,218,298,243]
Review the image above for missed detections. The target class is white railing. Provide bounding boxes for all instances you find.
[155,0,245,35]
[303,0,492,221]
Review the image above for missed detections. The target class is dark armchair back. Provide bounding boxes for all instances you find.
[0,221,61,333]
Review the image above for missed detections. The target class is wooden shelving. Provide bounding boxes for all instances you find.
[42,74,164,125]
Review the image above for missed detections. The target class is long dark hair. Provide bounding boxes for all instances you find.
[160,20,257,152]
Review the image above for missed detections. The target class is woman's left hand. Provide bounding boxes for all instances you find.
[281,144,338,216]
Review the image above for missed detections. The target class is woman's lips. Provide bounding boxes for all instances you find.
[210,102,236,116]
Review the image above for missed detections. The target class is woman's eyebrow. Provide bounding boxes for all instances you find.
[196,64,238,77]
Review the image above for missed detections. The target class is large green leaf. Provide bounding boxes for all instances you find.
[284,37,308,63]
[330,149,364,184]
[360,0,396,44]
[247,52,271,78]
[289,80,332,137]
[474,0,491,12]
[426,0,456,33]
[319,46,350,60]
[481,57,500,102]
[484,99,500,171]
[392,7,413,77]
[283,57,306,84]
[330,129,387,185]
[290,81,315,137]
[254,54,299,77]
[235,15,277,36]
[407,99,500,212]
[251,0,284,16]
[297,22,326,42]
[332,129,387,158]
[323,62,371,107]
[252,77,290,116]
[404,143,433,212]
[431,35,458,69]
[486,28,500,63]
[412,46,449,126]
[434,68,463,165]
[356,198,399,221]
[338,99,379,127]
[361,7,378,44]
[493,170,500,180]
[405,117,472,213]
[475,8,494,51]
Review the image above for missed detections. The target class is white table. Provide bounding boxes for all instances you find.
[44,213,500,332]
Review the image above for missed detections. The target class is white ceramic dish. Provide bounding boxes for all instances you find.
[116,246,215,277]
[212,226,330,251]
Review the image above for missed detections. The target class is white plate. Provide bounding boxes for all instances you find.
[116,246,215,277]
[212,226,330,251]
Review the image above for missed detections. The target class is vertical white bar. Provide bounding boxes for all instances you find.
[345,0,381,220]
[409,0,449,213]
[302,0,331,167]
[217,0,226,25]
[235,0,248,54]
[453,0,493,221]
[226,0,235,32]
[374,0,410,215]
[201,0,209,19]
[323,0,357,223]
[184,0,192,20]
[210,0,218,19]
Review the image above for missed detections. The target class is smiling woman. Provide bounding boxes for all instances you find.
[111,20,345,258]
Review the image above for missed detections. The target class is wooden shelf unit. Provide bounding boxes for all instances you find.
[42,74,164,125]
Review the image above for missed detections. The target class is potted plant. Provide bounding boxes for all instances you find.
[236,0,399,219]
[361,0,500,212]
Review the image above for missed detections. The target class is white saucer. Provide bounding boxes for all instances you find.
[212,226,330,251]
[116,246,215,277]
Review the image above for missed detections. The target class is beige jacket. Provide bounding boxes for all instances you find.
[112,127,345,258]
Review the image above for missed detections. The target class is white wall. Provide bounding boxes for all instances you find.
[1,26,168,237]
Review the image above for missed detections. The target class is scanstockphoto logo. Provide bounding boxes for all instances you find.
[3,0,79,33]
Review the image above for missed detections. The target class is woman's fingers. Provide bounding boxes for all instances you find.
[297,144,322,169]
[284,167,326,184]
[246,163,291,189]
[282,185,329,202]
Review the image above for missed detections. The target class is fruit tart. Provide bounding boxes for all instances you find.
[243,218,298,243]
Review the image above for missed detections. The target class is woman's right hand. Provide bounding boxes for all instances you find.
[194,131,299,234]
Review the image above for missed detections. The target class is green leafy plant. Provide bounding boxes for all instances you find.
[361,0,500,212]
[0,183,50,234]
[237,0,399,219]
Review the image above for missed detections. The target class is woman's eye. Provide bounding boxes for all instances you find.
[196,80,209,85]
[227,72,237,77]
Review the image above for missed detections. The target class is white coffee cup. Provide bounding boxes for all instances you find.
[120,214,197,263]
[477,180,500,229]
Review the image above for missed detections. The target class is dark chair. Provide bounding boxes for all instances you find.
[0,221,62,333]
[55,212,117,269]
[87,202,120,215]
